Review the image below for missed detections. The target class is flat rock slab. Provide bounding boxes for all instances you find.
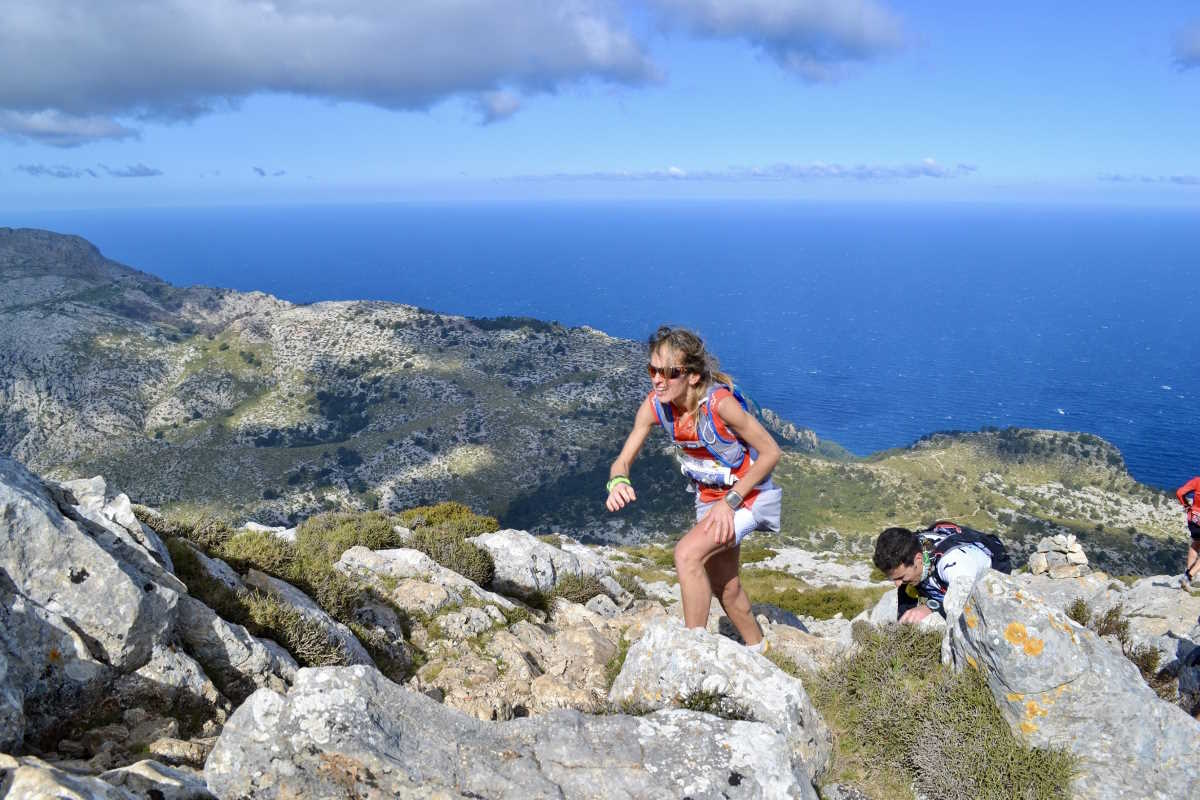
[205,665,816,800]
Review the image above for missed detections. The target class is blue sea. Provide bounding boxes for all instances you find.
[7,202,1197,490]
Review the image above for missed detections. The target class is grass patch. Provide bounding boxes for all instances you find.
[737,541,779,564]
[811,625,1076,800]
[676,689,755,721]
[740,568,889,619]
[621,543,676,569]
[612,571,648,600]
[397,502,499,586]
[604,631,632,689]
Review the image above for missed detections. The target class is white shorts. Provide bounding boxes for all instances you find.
[694,485,782,546]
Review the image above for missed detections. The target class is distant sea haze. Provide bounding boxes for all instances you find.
[11,201,1198,491]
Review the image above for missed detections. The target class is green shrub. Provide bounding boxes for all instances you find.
[811,625,1076,800]
[612,571,648,601]
[219,529,297,577]
[1065,598,1091,627]
[550,573,609,605]
[737,541,779,564]
[137,505,236,551]
[397,501,499,536]
[241,591,351,668]
[295,511,403,563]
[676,689,755,722]
[622,544,676,569]
[408,525,495,586]
[1068,600,1177,703]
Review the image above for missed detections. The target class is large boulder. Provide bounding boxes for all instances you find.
[0,456,183,671]
[948,571,1200,799]
[204,665,815,799]
[608,618,832,785]
[55,475,174,573]
[467,529,609,600]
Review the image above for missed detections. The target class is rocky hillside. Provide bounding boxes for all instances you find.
[4,228,794,526]
[3,455,1199,799]
[2,228,1188,576]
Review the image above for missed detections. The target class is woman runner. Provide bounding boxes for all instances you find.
[605,326,782,651]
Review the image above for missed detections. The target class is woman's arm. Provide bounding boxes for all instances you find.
[606,396,658,513]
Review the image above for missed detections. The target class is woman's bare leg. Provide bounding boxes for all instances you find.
[674,521,720,628]
[705,545,763,645]
[674,524,763,644]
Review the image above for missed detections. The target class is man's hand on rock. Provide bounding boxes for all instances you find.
[899,605,933,624]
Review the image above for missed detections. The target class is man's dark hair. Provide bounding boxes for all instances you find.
[873,527,921,572]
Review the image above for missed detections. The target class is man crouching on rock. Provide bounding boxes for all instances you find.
[873,521,1012,624]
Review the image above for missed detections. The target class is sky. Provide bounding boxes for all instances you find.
[2,1,1200,210]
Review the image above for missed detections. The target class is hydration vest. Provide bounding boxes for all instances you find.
[915,521,1011,612]
[651,384,760,487]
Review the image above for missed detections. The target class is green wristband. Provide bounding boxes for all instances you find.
[606,475,632,493]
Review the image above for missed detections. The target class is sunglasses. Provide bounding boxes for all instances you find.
[647,363,687,380]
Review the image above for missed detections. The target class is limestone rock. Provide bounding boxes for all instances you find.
[336,546,515,611]
[100,759,216,800]
[467,529,609,600]
[0,456,182,671]
[608,618,832,784]
[0,753,137,799]
[56,476,175,573]
[948,571,1200,799]
[204,665,815,799]
[0,620,24,752]
[1030,534,1090,576]
[175,595,297,703]
[243,569,373,666]
[113,645,231,737]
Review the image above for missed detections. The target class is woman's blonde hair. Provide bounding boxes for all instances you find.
[647,325,734,416]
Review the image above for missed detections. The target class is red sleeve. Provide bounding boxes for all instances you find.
[1177,477,1200,506]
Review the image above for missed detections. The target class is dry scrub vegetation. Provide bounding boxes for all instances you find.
[807,624,1076,800]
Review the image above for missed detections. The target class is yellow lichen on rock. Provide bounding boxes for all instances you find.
[1004,621,1046,656]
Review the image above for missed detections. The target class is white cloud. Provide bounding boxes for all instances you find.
[0,109,137,147]
[515,158,976,182]
[648,0,904,81]
[474,90,523,125]
[0,0,656,144]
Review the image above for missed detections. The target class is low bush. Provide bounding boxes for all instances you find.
[549,573,609,605]
[675,689,755,721]
[396,501,498,537]
[240,591,351,668]
[810,625,1076,800]
[220,529,296,577]
[408,525,495,586]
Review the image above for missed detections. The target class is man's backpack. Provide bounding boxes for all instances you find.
[921,520,1013,575]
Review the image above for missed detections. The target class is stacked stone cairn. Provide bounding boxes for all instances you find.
[1028,533,1090,578]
